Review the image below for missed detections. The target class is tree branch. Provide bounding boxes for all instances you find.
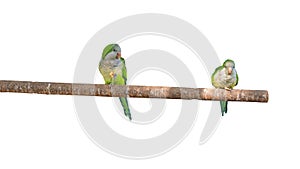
[0,80,268,102]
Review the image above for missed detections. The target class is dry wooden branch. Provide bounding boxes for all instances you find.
[0,80,268,102]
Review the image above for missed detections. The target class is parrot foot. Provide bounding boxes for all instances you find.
[109,72,115,78]
[225,87,232,91]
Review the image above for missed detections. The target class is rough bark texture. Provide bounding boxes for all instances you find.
[0,80,268,102]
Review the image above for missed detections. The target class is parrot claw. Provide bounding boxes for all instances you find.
[225,87,232,91]
[109,72,115,78]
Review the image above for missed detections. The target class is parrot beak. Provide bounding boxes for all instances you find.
[116,52,121,59]
[228,67,232,75]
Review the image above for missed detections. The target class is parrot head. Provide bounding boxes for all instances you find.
[102,44,122,60]
[223,59,235,75]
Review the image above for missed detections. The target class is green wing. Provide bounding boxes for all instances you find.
[235,72,239,86]
[116,57,131,120]
[121,57,127,84]
[111,57,127,85]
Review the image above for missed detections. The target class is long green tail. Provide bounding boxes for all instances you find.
[220,101,228,116]
[119,97,132,120]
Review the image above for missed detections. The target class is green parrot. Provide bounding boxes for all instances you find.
[211,59,238,116]
[98,44,132,120]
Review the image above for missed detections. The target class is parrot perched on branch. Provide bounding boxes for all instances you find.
[211,59,238,116]
[99,44,132,120]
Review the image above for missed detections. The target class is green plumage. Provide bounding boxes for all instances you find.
[220,101,228,116]
[211,59,238,116]
[102,44,115,60]
[99,44,131,120]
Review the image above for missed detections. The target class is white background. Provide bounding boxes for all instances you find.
[0,0,299,168]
